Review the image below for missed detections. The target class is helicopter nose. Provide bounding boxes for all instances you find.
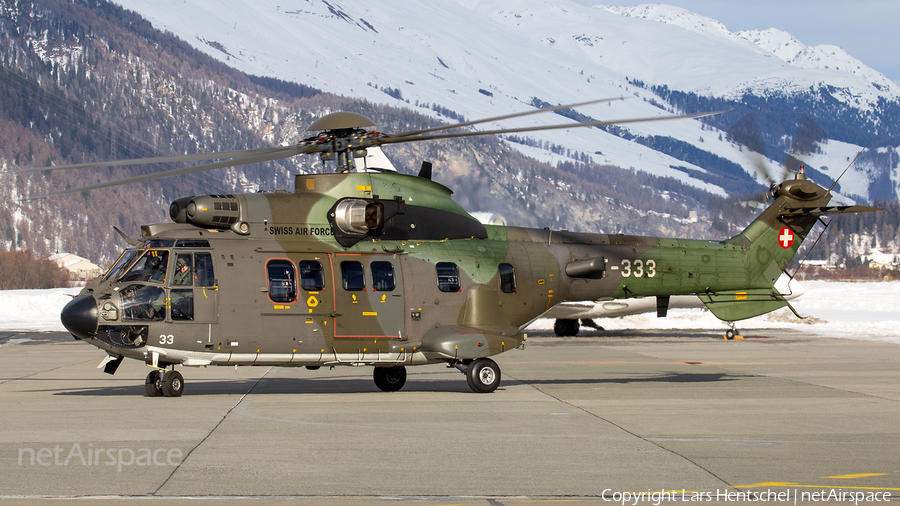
[61,294,98,340]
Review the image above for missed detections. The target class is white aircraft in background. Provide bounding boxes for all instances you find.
[542,274,804,337]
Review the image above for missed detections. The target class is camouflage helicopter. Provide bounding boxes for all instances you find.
[29,98,877,396]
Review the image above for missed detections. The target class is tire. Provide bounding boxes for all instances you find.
[373,366,407,392]
[466,358,501,393]
[553,319,580,337]
[161,370,184,397]
[725,329,736,340]
[145,371,163,397]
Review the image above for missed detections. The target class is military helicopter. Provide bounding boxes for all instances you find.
[27,98,877,395]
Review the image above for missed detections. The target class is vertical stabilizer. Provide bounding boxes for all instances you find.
[700,170,879,321]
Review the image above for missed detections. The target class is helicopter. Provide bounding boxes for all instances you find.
[27,98,877,395]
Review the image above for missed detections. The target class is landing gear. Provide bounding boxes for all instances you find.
[465,358,501,393]
[554,318,580,336]
[145,371,162,397]
[580,318,603,331]
[145,369,184,397]
[161,370,184,396]
[723,323,743,340]
[373,366,407,392]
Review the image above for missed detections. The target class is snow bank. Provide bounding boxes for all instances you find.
[1,281,897,344]
[0,287,81,333]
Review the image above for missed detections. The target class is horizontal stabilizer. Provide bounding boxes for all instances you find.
[698,289,788,321]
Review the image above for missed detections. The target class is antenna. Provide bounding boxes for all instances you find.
[828,143,868,194]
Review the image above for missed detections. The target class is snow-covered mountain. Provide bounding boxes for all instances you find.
[109,0,900,202]
[605,5,898,101]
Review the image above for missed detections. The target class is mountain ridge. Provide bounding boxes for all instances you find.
[113,0,900,203]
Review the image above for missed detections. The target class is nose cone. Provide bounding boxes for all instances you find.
[61,294,98,340]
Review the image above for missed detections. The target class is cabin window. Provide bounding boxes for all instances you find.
[341,261,366,291]
[120,250,169,284]
[371,261,395,292]
[436,262,460,292]
[267,259,297,303]
[299,260,325,291]
[499,263,517,293]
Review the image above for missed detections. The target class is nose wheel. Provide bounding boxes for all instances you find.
[145,369,184,397]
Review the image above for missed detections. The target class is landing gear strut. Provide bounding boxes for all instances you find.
[145,369,184,397]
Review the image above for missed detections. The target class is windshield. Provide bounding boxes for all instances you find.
[102,249,141,282]
[120,250,170,283]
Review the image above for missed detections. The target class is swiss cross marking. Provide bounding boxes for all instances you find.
[778,227,794,249]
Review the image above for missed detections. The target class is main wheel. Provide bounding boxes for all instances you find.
[466,358,501,393]
[161,370,184,397]
[373,366,407,392]
[553,319,580,337]
[145,371,163,397]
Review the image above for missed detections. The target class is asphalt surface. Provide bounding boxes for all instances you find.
[1,328,898,505]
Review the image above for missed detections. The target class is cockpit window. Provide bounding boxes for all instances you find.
[194,252,215,287]
[121,284,165,321]
[102,249,141,282]
[144,239,175,248]
[172,254,193,286]
[175,239,210,248]
[120,250,170,283]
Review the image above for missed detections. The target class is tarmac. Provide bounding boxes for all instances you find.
[0,327,898,505]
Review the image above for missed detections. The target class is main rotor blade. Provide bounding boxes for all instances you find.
[392,97,628,138]
[25,145,309,199]
[17,145,296,173]
[379,110,728,145]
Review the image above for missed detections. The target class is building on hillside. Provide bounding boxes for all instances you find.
[49,253,102,281]
[799,259,831,269]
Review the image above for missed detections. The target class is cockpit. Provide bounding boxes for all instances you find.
[72,239,218,347]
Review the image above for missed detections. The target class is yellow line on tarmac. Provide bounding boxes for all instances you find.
[737,482,900,491]
[825,473,889,479]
